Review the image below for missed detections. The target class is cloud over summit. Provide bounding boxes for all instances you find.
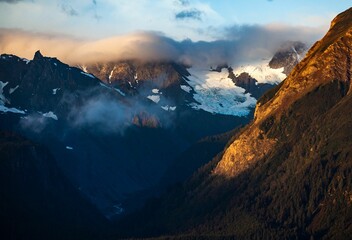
[0,23,323,67]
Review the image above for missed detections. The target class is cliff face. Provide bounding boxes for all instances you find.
[214,7,352,178]
[83,61,189,95]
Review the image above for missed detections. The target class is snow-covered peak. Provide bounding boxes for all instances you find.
[233,59,286,85]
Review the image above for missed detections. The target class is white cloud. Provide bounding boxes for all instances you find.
[0,0,226,41]
[0,22,324,67]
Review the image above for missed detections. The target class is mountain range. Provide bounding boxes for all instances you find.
[114,7,352,239]
[0,37,301,217]
[1,6,351,240]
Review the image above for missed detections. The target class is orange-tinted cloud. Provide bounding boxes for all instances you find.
[0,24,324,67]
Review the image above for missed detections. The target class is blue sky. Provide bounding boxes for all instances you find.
[211,0,350,27]
[0,0,350,41]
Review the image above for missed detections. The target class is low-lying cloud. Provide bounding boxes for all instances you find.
[0,24,324,67]
[19,88,176,135]
[64,87,176,134]
[69,95,133,134]
[20,114,50,133]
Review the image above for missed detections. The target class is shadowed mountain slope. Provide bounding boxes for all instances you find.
[116,7,352,240]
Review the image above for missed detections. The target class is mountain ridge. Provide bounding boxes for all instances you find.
[214,6,352,178]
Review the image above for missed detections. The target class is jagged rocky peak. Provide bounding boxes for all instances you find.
[0,51,105,113]
[269,41,307,75]
[82,60,190,93]
[33,50,44,60]
[256,7,352,122]
[214,7,352,178]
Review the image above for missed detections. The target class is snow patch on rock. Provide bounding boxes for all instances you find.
[22,58,30,64]
[152,88,159,94]
[0,82,25,114]
[147,95,160,103]
[0,105,25,114]
[52,88,60,95]
[42,111,58,120]
[114,88,126,96]
[81,72,95,78]
[180,85,192,93]
[9,85,19,94]
[161,105,177,111]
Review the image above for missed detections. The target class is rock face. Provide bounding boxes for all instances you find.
[215,8,352,178]
[269,41,307,75]
[0,50,109,116]
[82,61,189,95]
[117,7,352,240]
[229,71,275,99]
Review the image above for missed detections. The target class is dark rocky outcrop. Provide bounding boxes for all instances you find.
[229,71,275,99]
[269,41,307,75]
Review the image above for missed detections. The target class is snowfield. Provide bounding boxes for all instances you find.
[232,59,286,85]
[0,81,25,114]
[186,68,257,116]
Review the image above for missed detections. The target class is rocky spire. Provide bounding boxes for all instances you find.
[33,50,44,61]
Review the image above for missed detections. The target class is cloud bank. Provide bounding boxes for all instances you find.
[0,24,324,67]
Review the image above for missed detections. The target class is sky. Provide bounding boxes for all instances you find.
[0,0,351,66]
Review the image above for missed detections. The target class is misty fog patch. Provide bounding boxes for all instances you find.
[20,113,49,133]
[67,90,176,134]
